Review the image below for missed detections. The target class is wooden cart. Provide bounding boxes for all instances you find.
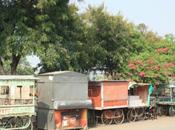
[88,81,152,125]
[0,75,37,130]
[88,81,128,125]
[127,83,153,121]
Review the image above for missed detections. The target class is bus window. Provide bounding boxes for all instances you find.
[0,86,9,95]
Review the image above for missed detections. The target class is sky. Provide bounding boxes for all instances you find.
[74,0,175,36]
[28,0,175,67]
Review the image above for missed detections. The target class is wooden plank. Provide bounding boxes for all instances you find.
[102,81,128,108]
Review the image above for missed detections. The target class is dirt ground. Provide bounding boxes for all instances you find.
[89,117,175,130]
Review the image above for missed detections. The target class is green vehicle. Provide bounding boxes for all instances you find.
[0,75,37,130]
[156,81,175,116]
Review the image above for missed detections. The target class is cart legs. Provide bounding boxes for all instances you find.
[88,110,96,127]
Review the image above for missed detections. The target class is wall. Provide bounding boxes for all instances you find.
[88,83,101,108]
[103,81,128,107]
[136,85,148,104]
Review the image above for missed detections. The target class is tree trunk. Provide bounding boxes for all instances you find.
[0,58,5,75]
[11,54,21,75]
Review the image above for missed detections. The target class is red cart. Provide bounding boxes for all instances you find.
[88,80,129,125]
[88,81,150,125]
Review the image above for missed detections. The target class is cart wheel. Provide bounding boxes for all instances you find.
[22,116,32,130]
[135,108,144,120]
[169,106,175,116]
[0,119,2,127]
[127,109,137,122]
[25,122,33,130]
[113,109,125,124]
[15,117,23,128]
[6,117,23,128]
[2,117,13,128]
[101,110,114,125]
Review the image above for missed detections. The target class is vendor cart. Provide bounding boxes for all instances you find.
[0,75,37,130]
[37,71,91,130]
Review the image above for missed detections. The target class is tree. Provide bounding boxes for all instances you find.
[127,41,175,83]
[39,5,152,76]
[164,33,175,44]
[126,23,175,83]
[37,2,85,73]
[79,6,145,75]
[3,57,34,75]
[0,0,38,74]
[0,0,73,74]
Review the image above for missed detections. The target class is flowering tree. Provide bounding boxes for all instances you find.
[127,42,175,83]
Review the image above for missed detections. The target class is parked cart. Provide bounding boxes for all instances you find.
[156,81,175,116]
[0,75,37,130]
[127,83,154,121]
[88,80,153,125]
[88,80,129,125]
[37,71,91,130]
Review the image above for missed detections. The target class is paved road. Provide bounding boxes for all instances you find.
[90,117,175,130]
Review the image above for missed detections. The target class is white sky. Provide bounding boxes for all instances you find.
[76,0,175,36]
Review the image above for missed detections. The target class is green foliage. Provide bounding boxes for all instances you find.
[1,0,175,84]
[0,0,38,74]
[38,2,85,72]
[0,0,72,74]
[3,57,34,75]
[125,23,175,83]
[128,40,175,83]
[73,6,144,74]
[16,58,34,75]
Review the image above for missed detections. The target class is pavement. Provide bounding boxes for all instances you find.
[89,116,175,130]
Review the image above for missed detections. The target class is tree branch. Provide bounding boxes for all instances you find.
[10,54,21,75]
[0,57,5,75]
